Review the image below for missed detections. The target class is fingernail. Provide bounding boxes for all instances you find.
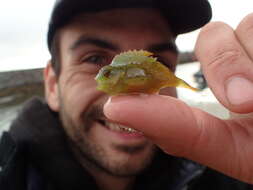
[104,97,112,107]
[104,97,115,119]
[226,76,253,105]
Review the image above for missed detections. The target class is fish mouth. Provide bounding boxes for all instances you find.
[97,118,141,134]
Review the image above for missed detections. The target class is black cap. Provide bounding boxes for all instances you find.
[47,0,212,51]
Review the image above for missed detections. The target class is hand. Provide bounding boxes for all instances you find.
[104,13,253,184]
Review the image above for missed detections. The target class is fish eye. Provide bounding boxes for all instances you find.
[102,69,111,78]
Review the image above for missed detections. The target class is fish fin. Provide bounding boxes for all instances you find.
[177,78,199,92]
[132,50,154,57]
[111,50,157,66]
[118,50,153,57]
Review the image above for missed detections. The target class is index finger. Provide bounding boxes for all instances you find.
[195,21,253,113]
[235,13,253,61]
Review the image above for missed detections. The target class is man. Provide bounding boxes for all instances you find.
[0,0,252,190]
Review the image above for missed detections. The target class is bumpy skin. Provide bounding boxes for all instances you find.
[95,50,197,95]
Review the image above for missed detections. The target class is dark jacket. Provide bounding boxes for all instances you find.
[0,97,252,190]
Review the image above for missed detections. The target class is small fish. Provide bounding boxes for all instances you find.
[95,50,198,95]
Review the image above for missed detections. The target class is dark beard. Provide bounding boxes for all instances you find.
[72,140,158,178]
[59,99,157,177]
[82,105,104,132]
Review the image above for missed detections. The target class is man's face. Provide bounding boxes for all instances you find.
[45,8,177,177]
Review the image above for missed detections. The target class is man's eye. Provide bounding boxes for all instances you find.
[83,55,108,65]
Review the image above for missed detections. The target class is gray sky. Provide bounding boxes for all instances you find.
[0,0,252,71]
[0,0,54,71]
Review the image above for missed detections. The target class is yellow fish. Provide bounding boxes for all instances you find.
[95,50,198,95]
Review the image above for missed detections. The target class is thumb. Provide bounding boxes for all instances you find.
[104,94,227,159]
[103,94,253,183]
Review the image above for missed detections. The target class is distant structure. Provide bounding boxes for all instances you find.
[0,69,44,107]
[194,69,208,90]
[178,51,207,90]
[178,51,197,64]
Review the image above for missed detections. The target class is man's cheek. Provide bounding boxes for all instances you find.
[65,92,99,121]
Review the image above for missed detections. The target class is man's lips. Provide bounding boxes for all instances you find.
[97,119,142,134]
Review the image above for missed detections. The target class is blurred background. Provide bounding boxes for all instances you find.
[0,1,253,133]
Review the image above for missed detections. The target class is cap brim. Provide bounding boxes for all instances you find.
[48,0,212,50]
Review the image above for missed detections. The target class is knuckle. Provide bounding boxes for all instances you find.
[205,45,243,73]
[206,48,242,69]
[241,13,253,27]
[238,13,253,34]
[200,21,230,36]
[196,21,236,65]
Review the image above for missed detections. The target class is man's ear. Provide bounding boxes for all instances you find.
[44,61,60,112]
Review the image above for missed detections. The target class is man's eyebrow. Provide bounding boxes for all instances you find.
[148,41,178,54]
[70,36,119,51]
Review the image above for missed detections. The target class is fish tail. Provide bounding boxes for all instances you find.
[178,78,199,92]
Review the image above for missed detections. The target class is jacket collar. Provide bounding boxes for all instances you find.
[8,97,98,190]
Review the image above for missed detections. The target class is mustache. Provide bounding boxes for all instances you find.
[82,105,105,131]
[85,105,105,120]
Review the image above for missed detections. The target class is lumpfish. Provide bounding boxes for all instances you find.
[95,50,198,95]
